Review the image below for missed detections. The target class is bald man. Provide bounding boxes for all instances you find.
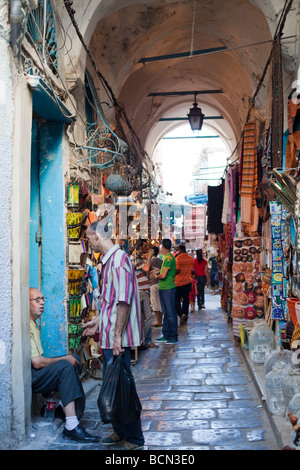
[29,287,99,443]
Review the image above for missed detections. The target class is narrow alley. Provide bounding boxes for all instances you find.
[21,292,279,452]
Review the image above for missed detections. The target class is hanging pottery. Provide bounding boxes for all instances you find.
[105,174,124,193]
[120,180,133,196]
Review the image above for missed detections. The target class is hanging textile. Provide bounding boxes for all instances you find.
[285,90,300,174]
[262,126,273,178]
[269,200,288,320]
[271,35,283,169]
[240,122,259,233]
[230,166,239,237]
[221,172,230,225]
[207,183,224,234]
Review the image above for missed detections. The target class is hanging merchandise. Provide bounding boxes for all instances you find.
[105,174,125,193]
[265,362,290,416]
[287,393,300,419]
[271,35,283,170]
[264,347,293,375]
[207,184,224,234]
[66,212,83,240]
[269,200,289,320]
[231,236,264,338]
[67,182,80,208]
[240,122,259,234]
[283,368,300,412]
[248,321,275,364]
[285,89,300,176]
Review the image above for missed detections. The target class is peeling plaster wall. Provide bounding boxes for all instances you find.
[0,17,13,437]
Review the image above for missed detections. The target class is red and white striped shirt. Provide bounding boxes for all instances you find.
[99,245,144,349]
[135,258,151,290]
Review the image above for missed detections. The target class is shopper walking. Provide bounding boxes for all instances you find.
[144,245,163,327]
[209,252,219,294]
[175,244,194,324]
[82,221,144,450]
[135,241,158,349]
[194,249,208,309]
[153,239,178,345]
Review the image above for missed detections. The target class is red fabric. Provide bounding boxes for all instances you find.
[194,258,207,276]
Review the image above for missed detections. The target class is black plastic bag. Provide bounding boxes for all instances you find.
[97,354,142,425]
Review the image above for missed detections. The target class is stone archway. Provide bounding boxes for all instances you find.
[61,0,297,162]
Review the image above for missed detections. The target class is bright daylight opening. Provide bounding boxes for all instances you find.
[153,123,230,205]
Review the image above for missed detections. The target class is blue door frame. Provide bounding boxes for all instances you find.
[30,120,67,357]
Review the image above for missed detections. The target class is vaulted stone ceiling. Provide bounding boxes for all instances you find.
[66,0,297,158]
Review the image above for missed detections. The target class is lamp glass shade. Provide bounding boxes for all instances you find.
[67,183,80,207]
[187,103,205,131]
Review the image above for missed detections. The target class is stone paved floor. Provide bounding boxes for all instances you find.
[21,292,279,451]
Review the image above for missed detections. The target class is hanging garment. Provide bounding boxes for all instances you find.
[207,184,224,234]
[240,122,259,233]
[262,126,273,178]
[271,35,283,170]
[221,172,230,225]
[230,166,238,237]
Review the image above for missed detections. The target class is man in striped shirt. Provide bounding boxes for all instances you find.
[82,221,144,450]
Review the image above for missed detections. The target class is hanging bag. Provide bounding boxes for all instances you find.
[97,354,142,425]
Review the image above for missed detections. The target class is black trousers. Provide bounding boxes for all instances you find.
[175,283,191,318]
[196,276,206,307]
[31,354,85,420]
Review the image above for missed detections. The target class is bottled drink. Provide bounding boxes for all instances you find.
[44,392,56,422]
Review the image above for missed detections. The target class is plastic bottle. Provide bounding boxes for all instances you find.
[44,392,56,422]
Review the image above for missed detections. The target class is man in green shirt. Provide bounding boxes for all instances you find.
[153,239,178,345]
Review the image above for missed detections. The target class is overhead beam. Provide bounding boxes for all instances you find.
[159,116,224,121]
[162,136,220,139]
[138,37,296,65]
[139,46,227,64]
[149,90,223,97]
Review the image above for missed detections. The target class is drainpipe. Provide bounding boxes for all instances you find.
[9,0,24,61]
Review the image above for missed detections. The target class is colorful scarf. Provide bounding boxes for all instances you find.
[240,122,259,233]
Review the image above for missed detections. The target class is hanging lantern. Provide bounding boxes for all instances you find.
[187,92,205,132]
[105,174,124,193]
[67,183,80,208]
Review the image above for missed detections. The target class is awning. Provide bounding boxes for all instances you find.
[26,75,76,124]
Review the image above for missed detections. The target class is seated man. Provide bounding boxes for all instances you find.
[29,287,98,443]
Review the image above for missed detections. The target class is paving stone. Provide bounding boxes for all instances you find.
[205,376,248,385]
[157,419,210,431]
[150,392,194,401]
[192,428,243,446]
[211,417,262,429]
[142,410,187,420]
[143,431,182,446]
[194,392,232,400]
[165,400,229,409]
[168,379,203,386]
[217,408,261,420]
[233,390,252,400]
[187,408,217,420]
[141,400,163,410]
[246,429,266,442]
[171,385,221,393]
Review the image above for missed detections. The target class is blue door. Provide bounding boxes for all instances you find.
[29,119,67,357]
